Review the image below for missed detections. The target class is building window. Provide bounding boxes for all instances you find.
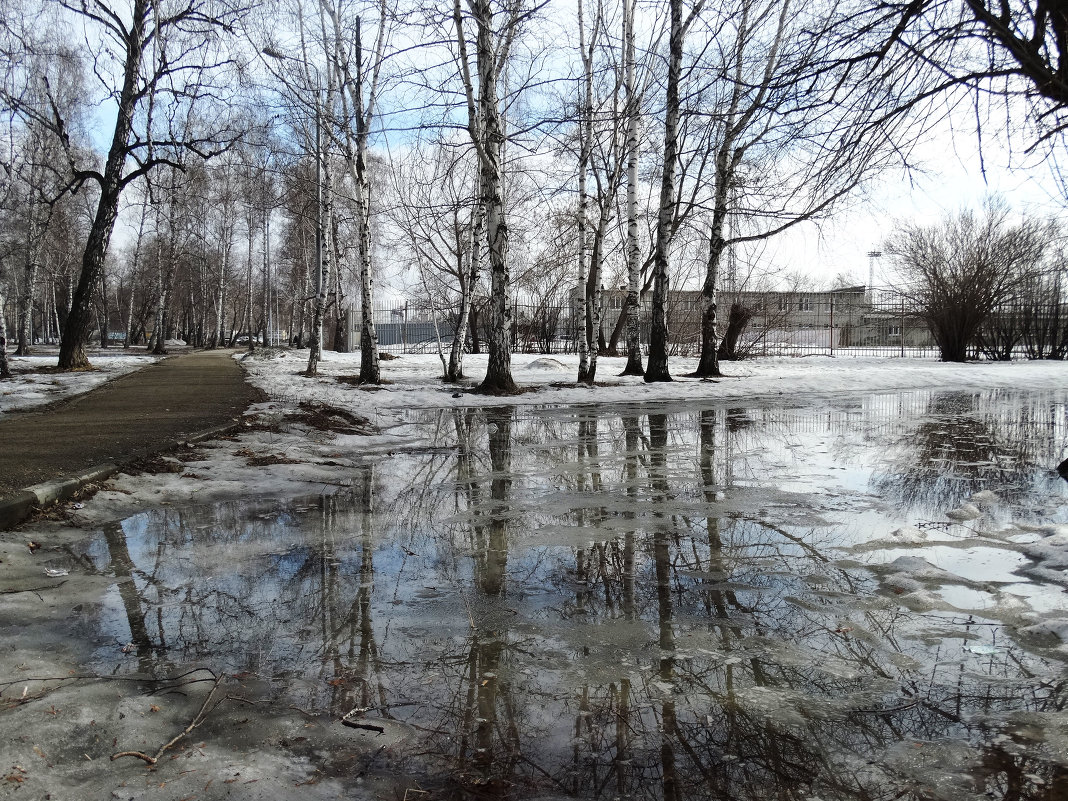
[798,297,813,312]
[778,296,791,312]
[888,324,901,338]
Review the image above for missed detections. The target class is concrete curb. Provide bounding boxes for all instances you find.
[0,419,245,532]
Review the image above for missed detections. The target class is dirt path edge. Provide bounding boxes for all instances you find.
[0,420,244,531]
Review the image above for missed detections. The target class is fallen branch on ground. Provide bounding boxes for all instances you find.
[112,674,225,765]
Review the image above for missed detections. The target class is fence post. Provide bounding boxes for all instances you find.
[403,302,408,354]
[900,295,906,358]
[829,296,834,356]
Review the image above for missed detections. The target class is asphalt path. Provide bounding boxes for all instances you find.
[0,349,263,500]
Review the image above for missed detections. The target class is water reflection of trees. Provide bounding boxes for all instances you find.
[870,390,1067,516]
[89,396,1068,799]
[400,404,1064,800]
[90,478,392,722]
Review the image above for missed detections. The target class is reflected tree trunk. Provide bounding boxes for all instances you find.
[648,413,680,799]
[622,414,641,620]
[481,406,512,596]
[355,465,383,710]
[103,522,155,674]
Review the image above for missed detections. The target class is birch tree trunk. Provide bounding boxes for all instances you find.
[0,278,10,378]
[621,0,643,375]
[448,203,484,381]
[99,269,110,348]
[585,210,609,383]
[353,17,381,382]
[693,0,785,377]
[306,106,332,376]
[16,184,49,355]
[576,0,592,384]
[243,201,256,355]
[644,0,687,383]
[454,0,519,394]
[124,198,148,348]
[696,237,721,376]
[319,4,385,381]
[261,210,271,347]
[214,234,230,348]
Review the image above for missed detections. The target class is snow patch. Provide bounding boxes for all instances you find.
[946,503,982,521]
[890,526,927,543]
[524,357,569,371]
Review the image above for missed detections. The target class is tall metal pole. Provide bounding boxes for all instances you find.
[866,250,882,298]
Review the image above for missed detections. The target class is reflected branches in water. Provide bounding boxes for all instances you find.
[78,390,1068,799]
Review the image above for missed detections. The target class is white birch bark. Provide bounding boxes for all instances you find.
[621,0,643,375]
[0,266,10,378]
[320,1,386,382]
[306,104,332,376]
[448,202,484,381]
[454,0,518,394]
[576,0,592,383]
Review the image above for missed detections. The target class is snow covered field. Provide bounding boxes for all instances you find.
[238,348,1068,419]
[4,347,1065,420]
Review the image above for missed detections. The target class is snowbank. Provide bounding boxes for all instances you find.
[239,349,1068,418]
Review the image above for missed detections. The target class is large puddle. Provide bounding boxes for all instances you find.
[71,389,1068,798]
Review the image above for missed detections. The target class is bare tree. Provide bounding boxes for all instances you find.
[0,0,249,369]
[319,0,390,383]
[841,1,1068,194]
[572,0,628,385]
[262,0,391,379]
[205,153,242,348]
[644,0,704,382]
[262,29,334,375]
[575,0,594,383]
[453,0,526,394]
[666,0,920,379]
[388,141,483,382]
[885,199,1057,362]
[0,41,88,356]
[0,166,11,377]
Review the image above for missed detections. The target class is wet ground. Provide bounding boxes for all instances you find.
[2,388,1067,800]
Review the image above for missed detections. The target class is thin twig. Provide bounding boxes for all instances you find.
[459,591,476,629]
[112,675,225,765]
[0,581,67,594]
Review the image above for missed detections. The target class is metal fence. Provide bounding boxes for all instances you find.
[351,288,1067,360]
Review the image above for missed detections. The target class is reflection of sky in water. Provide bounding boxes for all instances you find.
[79,388,1068,800]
